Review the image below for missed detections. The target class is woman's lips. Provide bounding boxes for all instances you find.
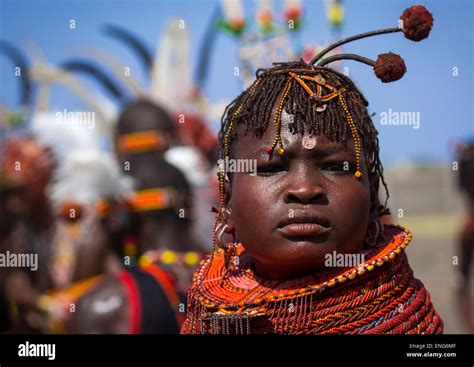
[278,222,331,237]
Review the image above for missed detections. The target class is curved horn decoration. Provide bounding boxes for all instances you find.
[102,24,153,74]
[82,48,144,97]
[29,61,109,129]
[0,40,31,106]
[61,59,127,102]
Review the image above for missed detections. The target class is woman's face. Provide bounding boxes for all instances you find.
[226,115,374,280]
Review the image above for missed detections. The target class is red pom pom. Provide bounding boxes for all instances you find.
[374,52,407,83]
[266,147,274,154]
[400,5,434,41]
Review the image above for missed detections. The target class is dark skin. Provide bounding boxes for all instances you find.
[223,115,380,281]
[49,208,121,288]
[67,277,129,334]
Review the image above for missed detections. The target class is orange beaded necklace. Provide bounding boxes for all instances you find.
[183,225,443,334]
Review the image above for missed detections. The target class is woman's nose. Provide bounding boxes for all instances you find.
[283,168,325,205]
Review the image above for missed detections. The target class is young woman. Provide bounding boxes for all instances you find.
[182,5,442,334]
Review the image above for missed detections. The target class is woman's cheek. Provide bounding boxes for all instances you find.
[230,176,260,228]
[329,182,371,228]
[231,177,275,243]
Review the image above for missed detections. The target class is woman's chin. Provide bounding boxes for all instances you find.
[250,248,331,280]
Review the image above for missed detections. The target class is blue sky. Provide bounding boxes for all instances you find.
[0,0,473,167]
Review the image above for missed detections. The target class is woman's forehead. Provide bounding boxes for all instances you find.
[234,129,354,158]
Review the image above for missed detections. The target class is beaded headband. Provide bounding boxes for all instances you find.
[128,187,179,212]
[117,130,169,154]
[58,187,185,222]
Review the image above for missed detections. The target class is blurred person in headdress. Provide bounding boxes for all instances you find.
[36,149,134,333]
[0,37,126,332]
[61,17,224,249]
[60,94,209,333]
[65,147,204,333]
[32,76,208,333]
[0,40,58,332]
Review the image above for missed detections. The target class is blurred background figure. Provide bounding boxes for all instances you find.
[453,140,474,333]
[37,149,133,333]
[0,135,56,333]
[65,104,205,333]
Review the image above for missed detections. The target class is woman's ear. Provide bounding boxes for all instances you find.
[221,206,234,231]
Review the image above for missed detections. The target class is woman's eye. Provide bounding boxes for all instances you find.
[257,165,284,175]
[321,162,350,172]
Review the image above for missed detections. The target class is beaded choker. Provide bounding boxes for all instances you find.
[183,225,443,334]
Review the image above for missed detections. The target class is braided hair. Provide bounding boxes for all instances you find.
[218,60,389,207]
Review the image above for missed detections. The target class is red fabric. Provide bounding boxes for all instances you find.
[117,271,142,334]
[140,263,185,326]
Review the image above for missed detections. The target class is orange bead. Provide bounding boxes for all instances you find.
[337,276,347,283]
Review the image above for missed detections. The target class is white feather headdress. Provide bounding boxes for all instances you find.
[49,149,134,209]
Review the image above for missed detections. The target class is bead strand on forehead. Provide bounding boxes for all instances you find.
[283,70,363,180]
[338,93,363,179]
[266,76,294,156]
